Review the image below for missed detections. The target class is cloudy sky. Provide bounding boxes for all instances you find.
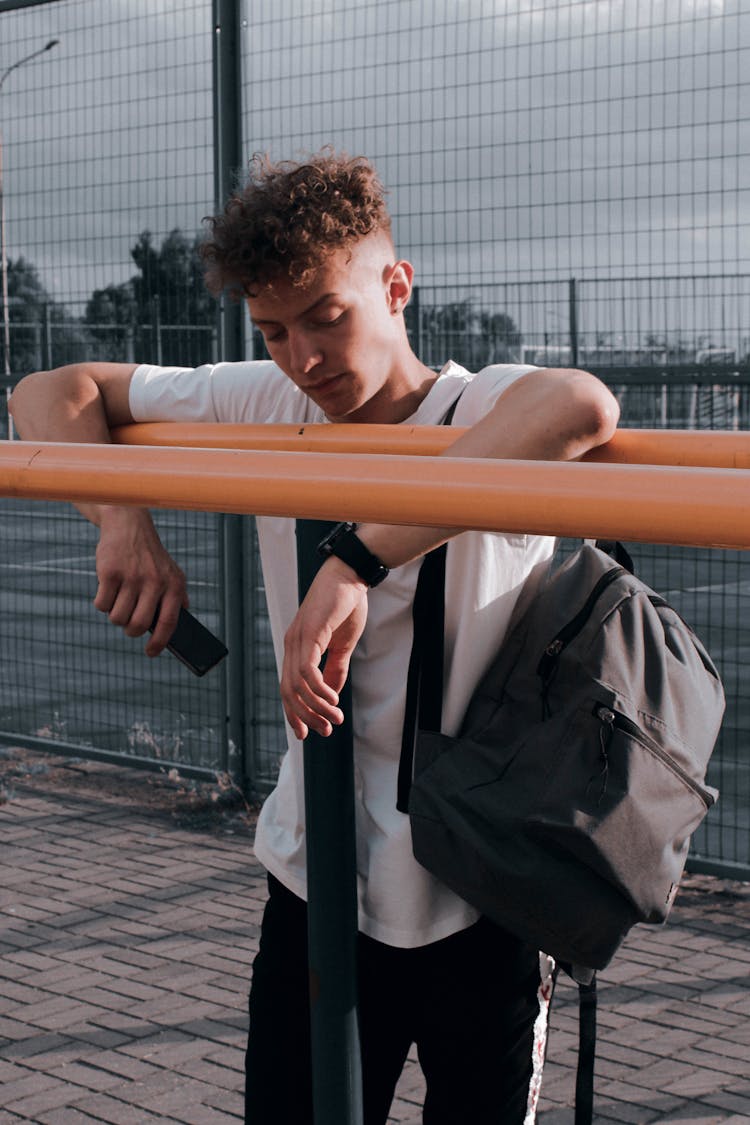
[1,0,747,346]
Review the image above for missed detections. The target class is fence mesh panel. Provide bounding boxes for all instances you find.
[0,0,747,871]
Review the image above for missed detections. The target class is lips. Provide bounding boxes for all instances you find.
[306,373,345,394]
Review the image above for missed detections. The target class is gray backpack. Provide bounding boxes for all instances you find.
[398,541,725,1121]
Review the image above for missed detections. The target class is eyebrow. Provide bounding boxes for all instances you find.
[251,292,340,327]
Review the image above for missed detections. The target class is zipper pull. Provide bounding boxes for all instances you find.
[596,705,616,727]
[587,706,615,804]
[538,637,564,683]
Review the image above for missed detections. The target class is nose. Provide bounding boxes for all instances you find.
[289,330,324,378]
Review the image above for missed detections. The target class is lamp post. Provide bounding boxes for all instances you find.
[1,37,59,437]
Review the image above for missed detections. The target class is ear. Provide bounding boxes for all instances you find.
[384,260,414,317]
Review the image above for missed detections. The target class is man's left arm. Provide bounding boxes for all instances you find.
[281,368,619,739]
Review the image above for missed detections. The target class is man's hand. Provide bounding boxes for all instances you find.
[94,507,188,656]
[281,558,369,740]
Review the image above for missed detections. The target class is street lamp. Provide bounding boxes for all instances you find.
[1,37,59,438]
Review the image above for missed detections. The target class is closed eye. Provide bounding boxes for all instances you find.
[314,311,346,328]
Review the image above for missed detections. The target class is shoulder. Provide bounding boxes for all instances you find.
[453,363,540,425]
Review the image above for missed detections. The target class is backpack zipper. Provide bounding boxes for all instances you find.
[594,705,715,809]
[537,565,626,682]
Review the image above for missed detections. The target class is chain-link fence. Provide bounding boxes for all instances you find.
[0,0,748,874]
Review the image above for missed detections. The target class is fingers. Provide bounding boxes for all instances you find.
[93,510,188,656]
[280,565,369,740]
[145,588,185,657]
[281,640,344,740]
[95,574,187,654]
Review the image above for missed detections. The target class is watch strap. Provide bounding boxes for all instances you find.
[318,522,390,587]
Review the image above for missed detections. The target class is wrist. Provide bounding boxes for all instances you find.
[322,553,370,593]
[95,505,150,531]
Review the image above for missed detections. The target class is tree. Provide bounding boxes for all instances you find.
[82,229,218,367]
[129,229,216,364]
[6,256,88,377]
[417,298,521,369]
[84,282,137,358]
[130,228,215,327]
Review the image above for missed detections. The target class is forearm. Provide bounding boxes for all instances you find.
[10,362,186,654]
[355,368,620,570]
[9,363,138,525]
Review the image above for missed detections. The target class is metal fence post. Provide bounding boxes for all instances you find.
[41,301,51,369]
[212,0,250,789]
[569,276,579,367]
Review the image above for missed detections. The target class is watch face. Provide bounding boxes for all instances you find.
[319,521,355,555]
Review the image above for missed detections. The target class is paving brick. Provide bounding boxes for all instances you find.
[63,1092,165,1124]
[46,1057,124,1093]
[0,1058,35,1084]
[0,1030,71,1061]
[83,1011,163,1040]
[35,1109,104,1124]
[66,1024,130,1049]
[0,1068,60,1103]
[172,1104,243,1125]
[170,1056,242,1091]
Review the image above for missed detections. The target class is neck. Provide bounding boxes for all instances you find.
[349,353,439,424]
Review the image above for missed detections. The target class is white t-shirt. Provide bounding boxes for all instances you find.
[130,359,556,947]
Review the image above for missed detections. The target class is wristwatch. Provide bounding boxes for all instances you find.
[317,522,390,587]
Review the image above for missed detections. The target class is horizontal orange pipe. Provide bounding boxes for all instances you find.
[112,423,750,468]
[1,440,749,549]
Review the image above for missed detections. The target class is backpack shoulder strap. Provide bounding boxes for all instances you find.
[397,541,446,811]
[396,390,462,813]
[575,975,598,1125]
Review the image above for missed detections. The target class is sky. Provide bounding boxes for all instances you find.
[0,0,747,349]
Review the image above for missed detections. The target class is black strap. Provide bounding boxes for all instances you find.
[296,519,337,595]
[595,539,634,574]
[397,542,446,811]
[574,977,598,1125]
[396,391,462,813]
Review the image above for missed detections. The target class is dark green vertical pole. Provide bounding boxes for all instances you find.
[296,520,363,1125]
[212,0,248,785]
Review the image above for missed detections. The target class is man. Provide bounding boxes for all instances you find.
[10,149,619,1124]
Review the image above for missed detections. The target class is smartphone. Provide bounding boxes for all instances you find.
[150,606,228,677]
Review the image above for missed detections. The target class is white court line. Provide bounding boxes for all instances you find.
[2,508,93,522]
[0,561,94,577]
[0,559,218,589]
[5,507,207,523]
[40,554,93,568]
[662,582,750,598]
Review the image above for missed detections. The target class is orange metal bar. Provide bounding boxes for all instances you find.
[112,423,750,468]
[1,440,749,549]
[112,422,453,456]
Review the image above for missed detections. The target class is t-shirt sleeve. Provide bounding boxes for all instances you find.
[452,363,539,426]
[129,360,316,424]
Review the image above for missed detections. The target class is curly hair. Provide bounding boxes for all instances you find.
[201,149,392,297]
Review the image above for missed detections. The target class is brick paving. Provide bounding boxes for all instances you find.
[0,758,748,1124]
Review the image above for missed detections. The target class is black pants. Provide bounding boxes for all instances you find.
[245,875,542,1125]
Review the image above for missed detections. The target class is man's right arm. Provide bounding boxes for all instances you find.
[9,363,188,655]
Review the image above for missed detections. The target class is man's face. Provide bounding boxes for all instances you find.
[247,234,411,423]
